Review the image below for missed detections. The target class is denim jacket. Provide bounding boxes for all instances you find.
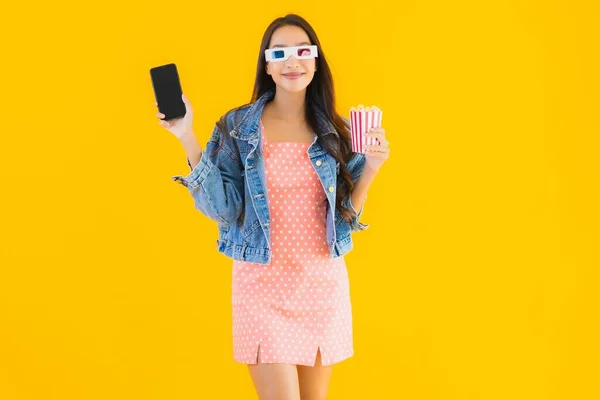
[171,89,369,264]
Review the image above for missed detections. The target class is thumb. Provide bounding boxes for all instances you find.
[182,93,193,114]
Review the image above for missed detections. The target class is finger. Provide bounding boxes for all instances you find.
[367,133,389,146]
[365,150,386,158]
[368,128,386,136]
[365,141,389,150]
[154,101,158,107]
[367,131,387,140]
[156,112,165,119]
[365,145,390,153]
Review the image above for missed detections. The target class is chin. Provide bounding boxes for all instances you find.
[277,79,312,93]
[282,86,308,93]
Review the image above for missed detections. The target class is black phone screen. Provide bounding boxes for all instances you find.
[150,63,186,121]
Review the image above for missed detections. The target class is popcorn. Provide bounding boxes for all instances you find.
[349,104,383,154]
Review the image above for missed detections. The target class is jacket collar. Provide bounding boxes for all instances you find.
[230,88,339,141]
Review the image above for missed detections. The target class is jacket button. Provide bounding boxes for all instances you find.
[316,160,322,166]
[328,186,334,193]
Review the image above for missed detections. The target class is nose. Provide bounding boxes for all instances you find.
[283,55,300,69]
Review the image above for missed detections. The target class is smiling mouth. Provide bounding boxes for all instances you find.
[283,73,305,79]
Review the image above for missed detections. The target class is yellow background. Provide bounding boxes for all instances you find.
[1,0,598,399]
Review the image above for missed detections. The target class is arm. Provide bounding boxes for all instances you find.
[179,131,203,171]
[171,122,244,227]
[342,152,370,232]
[350,123,389,218]
[350,162,378,213]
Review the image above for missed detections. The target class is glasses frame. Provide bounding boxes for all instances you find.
[265,45,319,62]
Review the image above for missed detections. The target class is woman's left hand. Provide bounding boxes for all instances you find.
[364,127,390,172]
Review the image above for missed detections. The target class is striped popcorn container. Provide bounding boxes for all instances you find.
[349,105,383,154]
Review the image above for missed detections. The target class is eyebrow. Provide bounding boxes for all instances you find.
[271,42,311,48]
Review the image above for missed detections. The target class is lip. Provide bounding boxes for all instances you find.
[283,73,305,80]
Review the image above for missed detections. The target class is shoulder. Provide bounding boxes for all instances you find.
[215,103,253,137]
[218,103,253,133]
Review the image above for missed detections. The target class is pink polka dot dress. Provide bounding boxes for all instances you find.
[231,120,354,367]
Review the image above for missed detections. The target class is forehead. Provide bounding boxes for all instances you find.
[268,25,311,48]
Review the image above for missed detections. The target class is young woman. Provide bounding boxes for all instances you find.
[155,14,390,400]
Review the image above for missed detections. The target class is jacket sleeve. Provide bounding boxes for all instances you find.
[170,122,244,227]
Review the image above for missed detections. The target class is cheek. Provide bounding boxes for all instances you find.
[269,63,284,75]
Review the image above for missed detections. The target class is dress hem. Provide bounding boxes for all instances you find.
[233,343,354,367]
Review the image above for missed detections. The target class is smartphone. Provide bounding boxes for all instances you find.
[150,63,186,121]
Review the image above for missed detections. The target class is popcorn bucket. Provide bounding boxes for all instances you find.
[350,105,383,154]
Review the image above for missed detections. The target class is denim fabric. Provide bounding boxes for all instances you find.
[171,88,369,264]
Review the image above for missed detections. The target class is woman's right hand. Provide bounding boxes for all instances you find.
[155,93,195,140]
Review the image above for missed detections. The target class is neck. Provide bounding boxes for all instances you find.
[267,89,306,123]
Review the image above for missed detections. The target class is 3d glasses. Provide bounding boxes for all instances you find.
[265,45,319,62]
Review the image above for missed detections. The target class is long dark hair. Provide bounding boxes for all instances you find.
[215,13,358,225]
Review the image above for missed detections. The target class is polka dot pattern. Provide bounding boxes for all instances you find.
[230,120,354,367]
